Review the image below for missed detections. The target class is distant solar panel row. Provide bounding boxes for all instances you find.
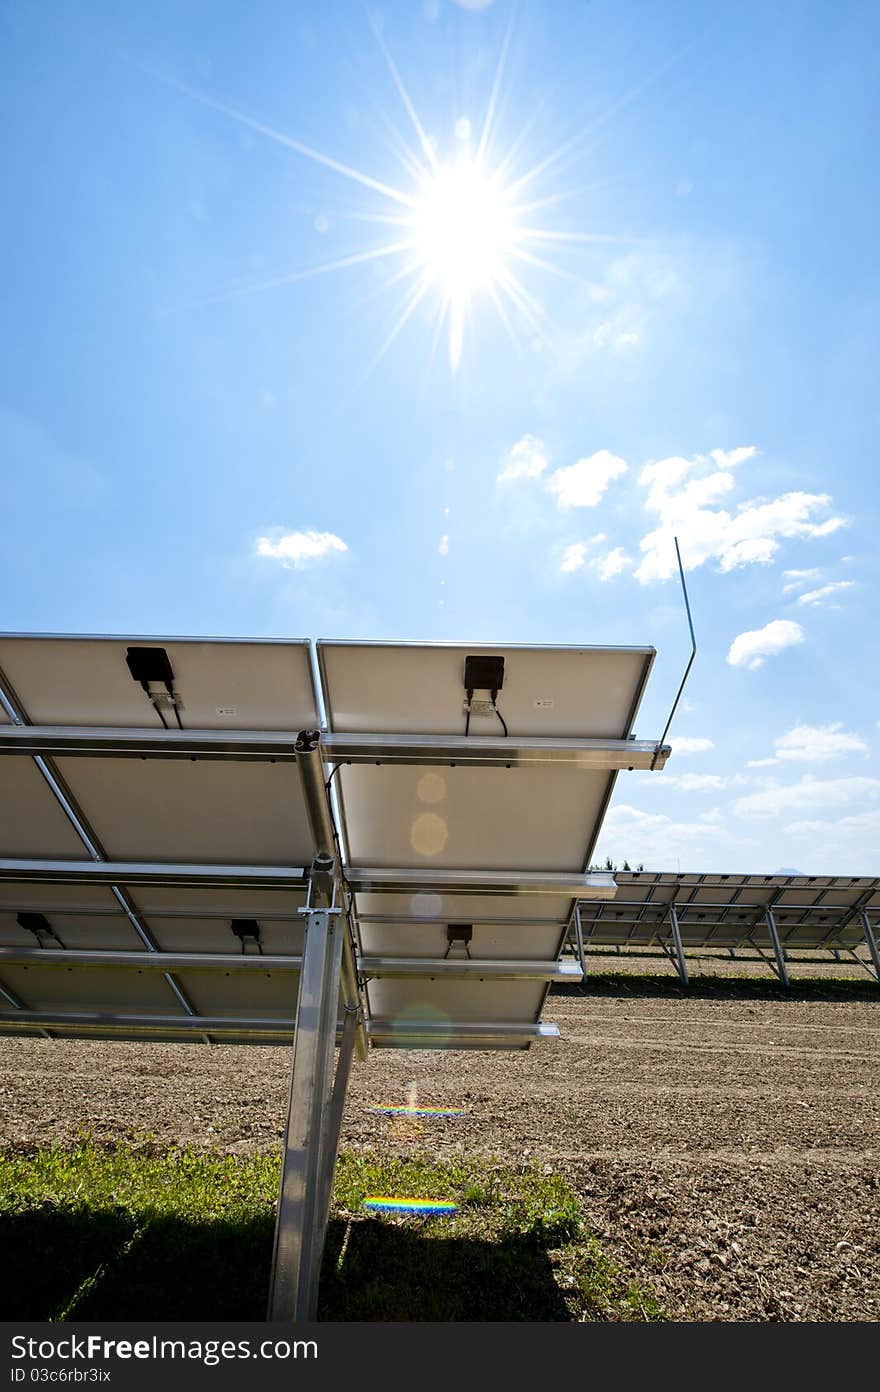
[574,872,880,986]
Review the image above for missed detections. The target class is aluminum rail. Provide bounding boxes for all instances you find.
[0,859,617,898]
[0,858,308,889]
[346,868,617,898]
[367,1019,560,1047]
[0,724,671,771]
[357,957,582,982]
[0,948,581,983]
[0,1010,561,1048]
[0,1009,306,1039]
[0,947,303,972]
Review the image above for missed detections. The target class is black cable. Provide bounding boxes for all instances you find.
[464,689,472,737]
[150,697,169,730]
[494,705,509,737]
[323,765,359,972]
[172,702,184,730]
[325,762,346,794]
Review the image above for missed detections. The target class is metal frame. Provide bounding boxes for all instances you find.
[267,896,346,1323]
[0,860,615,898]
[0,947,301,972]
[860,910,880,983]
[0,947,580,983]
[344,868,616,897]
[662,903,689,986]
[358,957,581,982]
[763,907,790,988]
[572,905,588,981]
[0,723,670,771]
[0,1009,306,1039]
[366,1019,560,1046]
[0,858,308,889]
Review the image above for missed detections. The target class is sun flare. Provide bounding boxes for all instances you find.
[411,158,518,367]
[165,21,621,373]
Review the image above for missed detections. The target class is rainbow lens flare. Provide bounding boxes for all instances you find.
[367,1105,464,1117]
[363,1196,458,1215]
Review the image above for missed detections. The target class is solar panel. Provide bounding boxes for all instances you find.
[0,633,319,728]
[575,872,880,986]
[0,628,672,1319]
[0,636,320,1043]
[316,640,655,1048]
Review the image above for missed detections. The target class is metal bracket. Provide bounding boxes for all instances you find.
[663,903,689,986]
[860,910,880,984]
[765,908,790,988]
[573,904,588,982]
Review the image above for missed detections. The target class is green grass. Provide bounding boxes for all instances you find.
[0,1139,663,1322]
[553,970,880,1001]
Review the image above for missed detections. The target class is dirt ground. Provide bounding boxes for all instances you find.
[1,958,878,1323]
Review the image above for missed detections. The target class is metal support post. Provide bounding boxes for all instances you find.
[573,905,588,981]
[667,904,689,986]
[309,1006,358,1295]
[267,896,344,1323]
[765,908,790,988]
[860,911,880,983]
[295,730,366,1061]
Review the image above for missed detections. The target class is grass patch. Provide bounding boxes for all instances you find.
[0,1139,662,1322]
[553,971,880,1002]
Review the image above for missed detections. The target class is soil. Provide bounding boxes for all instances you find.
[2,961,878,1323]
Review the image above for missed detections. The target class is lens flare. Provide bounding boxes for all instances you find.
[159,19,644,371]
[368,1105,465,1117]
[364,1196,458,1215]
[412,158,516,367]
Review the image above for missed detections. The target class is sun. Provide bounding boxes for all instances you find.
[411,157,518,368]
[164,20,617,373]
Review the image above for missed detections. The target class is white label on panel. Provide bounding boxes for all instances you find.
[533,698,555,709]
[216,707,238,717]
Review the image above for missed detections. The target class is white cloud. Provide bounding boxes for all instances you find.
[596,546,632,580]
[796,580,855,607]
[726,619,804,670]
[650,772,726,791]
[634,446,847,582]
[747,757,779,768]
[733,775,880,820]
[774,722,868,762]
[558,536,629,580]
[547,450,628,508]
[593,322,640,350]
[673,773,726,791]
[256,529,348,568]
[438,535,449,557]
[595,803,736,867]
[670,737,714,755]
[782,567,822,594]
[560,542,589,574]
[497,433,549,482]
[784,808,880,839]
[709,447,759,468]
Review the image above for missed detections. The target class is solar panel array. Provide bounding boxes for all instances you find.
[0,633,661,1048]
[577,872,879,950]
[574,871,880,986]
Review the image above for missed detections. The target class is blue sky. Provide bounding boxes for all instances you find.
[2,0,878,874]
